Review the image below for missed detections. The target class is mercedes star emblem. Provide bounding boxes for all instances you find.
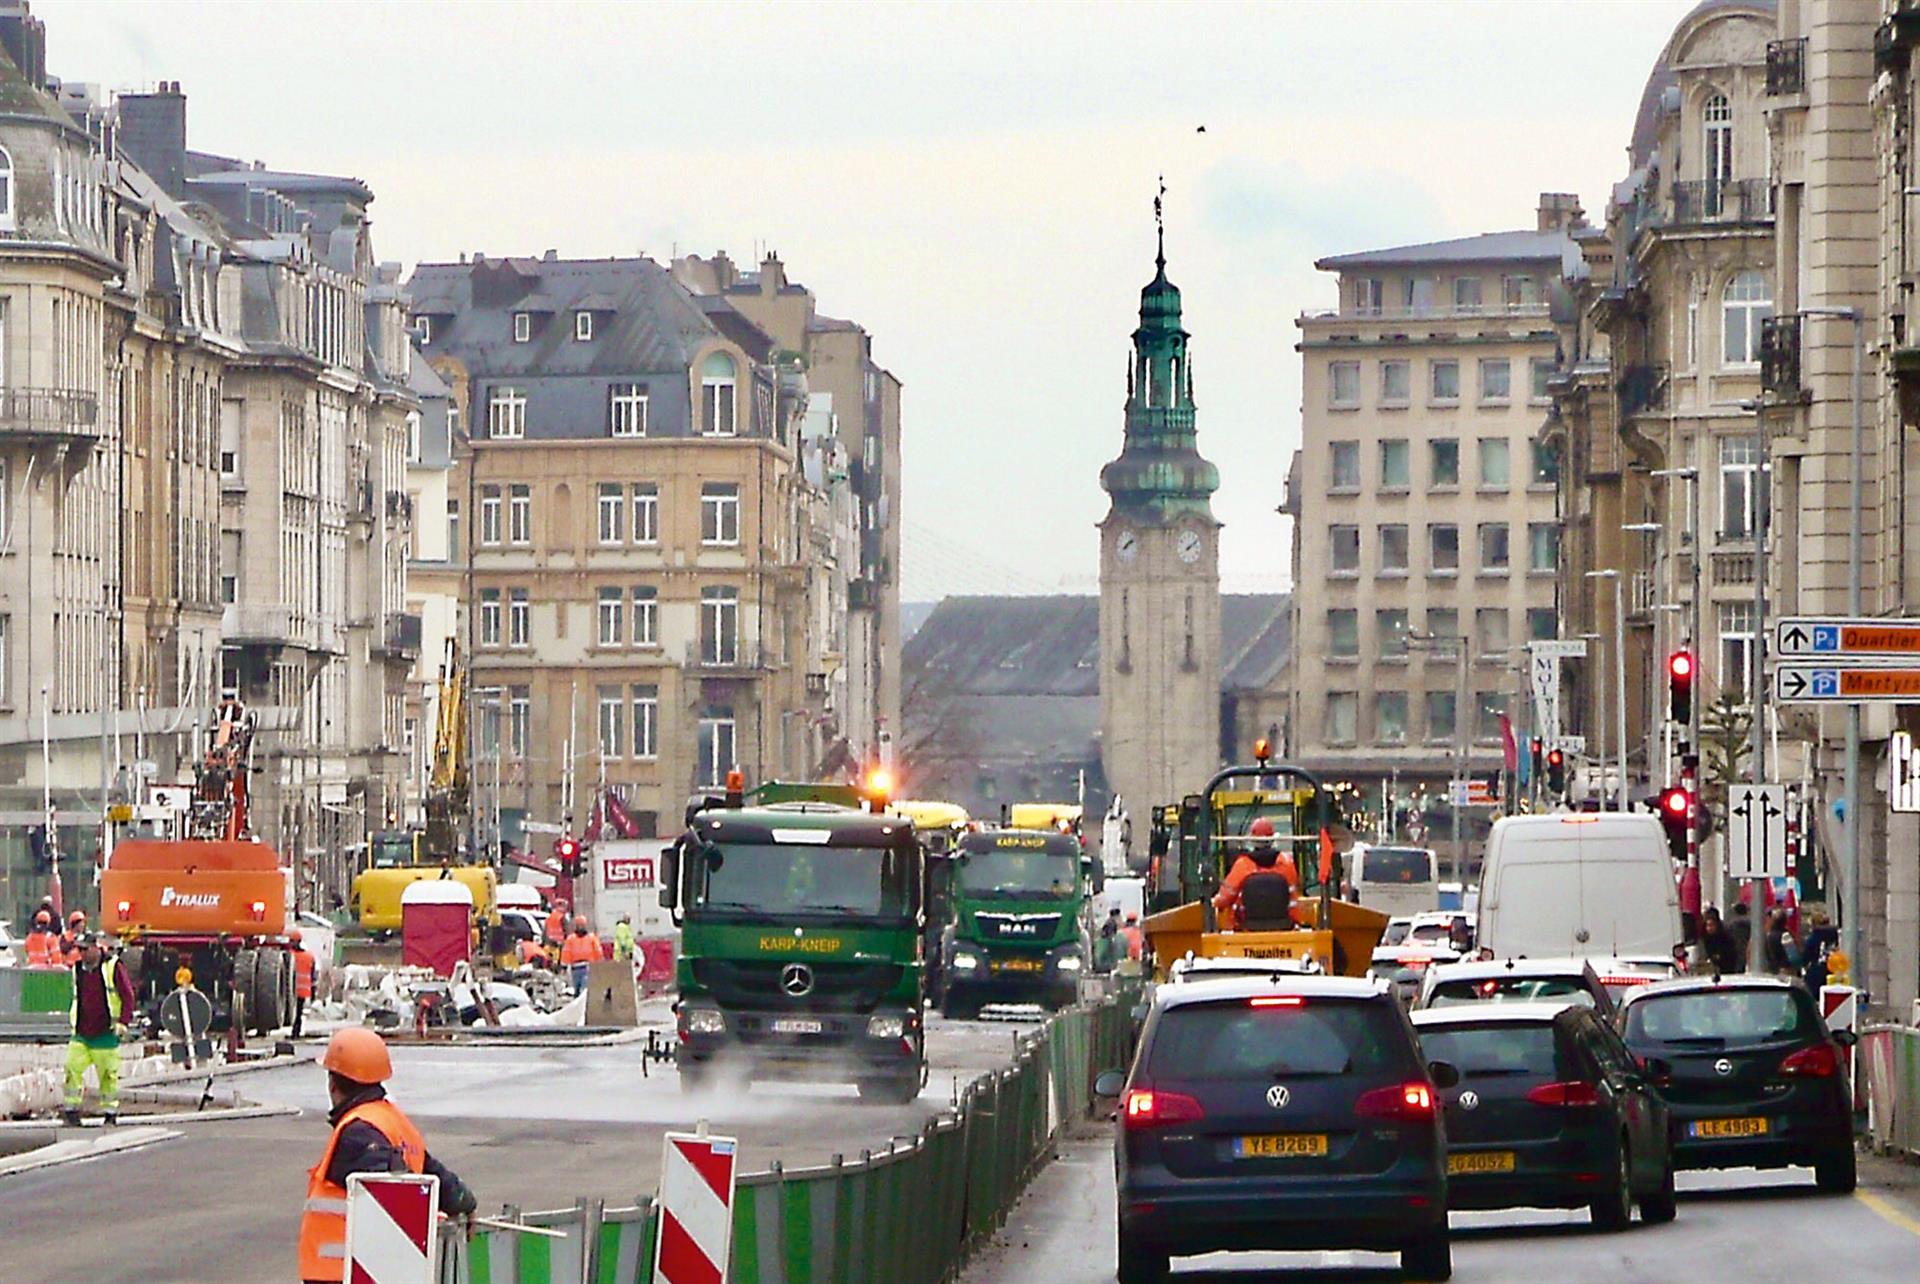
[1266,1084,1290,1110]
[1458,1090,1481,1111]
[1714,1057,1734,1076]
[780,963,815,997]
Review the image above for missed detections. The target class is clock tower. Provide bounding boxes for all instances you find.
[1098,213,1222,833]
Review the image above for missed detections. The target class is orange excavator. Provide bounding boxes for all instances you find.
[102,700,299,1035]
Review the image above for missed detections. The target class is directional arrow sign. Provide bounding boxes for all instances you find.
[1728,783,1789,880]
[1775,664,1920,703]
[1775,616,1920,658]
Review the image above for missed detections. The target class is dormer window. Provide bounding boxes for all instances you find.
[575,311,593,342]
[416,315,432,345]
[701,352,738,436]
[0,147,14,231]
[512,312,530,343]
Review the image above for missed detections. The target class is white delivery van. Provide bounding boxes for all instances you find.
[1351,844,1441,919]
[591,839,676,941]
[1477,813,1682,961]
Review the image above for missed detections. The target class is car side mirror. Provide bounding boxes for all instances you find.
[1093,1070,1127,1098]
[1427,1060,1461,1090]
[657,844,679,911]
[1832,1029,1858,1049]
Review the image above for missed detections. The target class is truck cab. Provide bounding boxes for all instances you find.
[664,795,927,1104]
[938,828,1090,1016]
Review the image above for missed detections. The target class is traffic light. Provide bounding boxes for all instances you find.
[1656,786,1690,859]
[1529,737,1544,782]
[1667,650,1695,725]
[555,834,581,877]
[1545,748,1566,796]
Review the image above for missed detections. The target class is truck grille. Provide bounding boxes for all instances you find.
[972,913,1061,944]
[690,959,903,1011]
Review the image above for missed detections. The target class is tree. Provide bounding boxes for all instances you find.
[1700,692,1753,815]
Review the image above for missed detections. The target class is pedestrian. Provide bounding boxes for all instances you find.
[1120,913,1145,963]
[1802,911,1838,991]
[543,897,569,948]
[23,909,60,967]
[1095,909,1122,972]
[58,910,87,965]
[1728,901,1754,966]
[290,930,316,1038]
[300,1028,476,1283]
[559,915,602,994]
[1766,909,1802,975]
[63,933,134,1126]
[1699,906,1740,975]
[612,912,635,962]
[1211,818,1298,931]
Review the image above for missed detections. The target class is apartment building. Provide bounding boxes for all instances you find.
[411,252,877,844]
[1288,201,1574,842]
[402,350,460,820]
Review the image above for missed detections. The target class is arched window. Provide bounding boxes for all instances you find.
[1703,93,1733,213]
[1722,271,1772,367]
[0,146,16,229]
[701,351,737,436]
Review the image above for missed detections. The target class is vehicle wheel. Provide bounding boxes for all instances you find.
[251,950,286,1034]
[1401,1229,1452,1281]
[232,948,259,1030]
[856,1077,921,1106]
[1638,1150,1677,1225]
[1815,1144,1858,1194]
[941,989,974,1020]
[1590,1138,1633,1232]
[1115,1225,1168,1284]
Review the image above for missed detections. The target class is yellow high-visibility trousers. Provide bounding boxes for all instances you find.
[63,1040,120,1110]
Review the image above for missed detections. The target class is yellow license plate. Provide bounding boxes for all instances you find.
[1235,1133,1329,1158]
[1690,1116,1768,1138]
[992,958,1043,973]
[1447,1150,1516,1175]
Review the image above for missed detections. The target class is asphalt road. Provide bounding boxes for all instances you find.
[0,1012,1040,1284]
[964,1132,1920,1283]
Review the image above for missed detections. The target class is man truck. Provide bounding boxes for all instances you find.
[937,827,1090,1017]
[660,777,928,1104]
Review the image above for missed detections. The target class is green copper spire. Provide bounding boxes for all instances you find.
[1100,188,1219,524]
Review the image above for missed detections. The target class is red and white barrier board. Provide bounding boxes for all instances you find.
[345,1173,439,1284]
[653,1129,738,1284]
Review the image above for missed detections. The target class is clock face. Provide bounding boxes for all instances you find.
[1176,529,1204,564]
[1115,530,1139,563]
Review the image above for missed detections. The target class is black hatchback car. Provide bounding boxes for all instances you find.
[1412,1002,1675,1230]
[1097,976,1456,1283]
[1616,976,1856,1192]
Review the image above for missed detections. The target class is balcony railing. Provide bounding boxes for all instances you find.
[222,603,299,647]
[1761,315,1802,396]
[1767,37,1807,95]
[1300,300,1553,323]
[385,490,414,523]
[1671,178,1771,225]
[0,386,100,444]
[1617,363,1669,417]
[684,640,769,673]
[376,612,422,657]
[1712,549,1757,586]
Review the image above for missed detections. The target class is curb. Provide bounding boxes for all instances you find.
[0,1125,180,1179]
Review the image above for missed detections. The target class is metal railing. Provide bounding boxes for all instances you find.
[0,386,100,441]
[1767,37,1807,95]
[683,639,769,672]
[1671,178,1771,225]
[432,983,1142,1283]
[1301,300,1553,323]
[1861,1024,1920,1160]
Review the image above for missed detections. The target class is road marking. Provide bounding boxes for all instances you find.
[1856,1190,1920,1238]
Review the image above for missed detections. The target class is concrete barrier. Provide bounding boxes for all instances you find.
[0,967,71,1036]
[435,983,1142,1283]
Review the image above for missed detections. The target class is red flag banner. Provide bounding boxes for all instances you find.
[1499,714,1519,775]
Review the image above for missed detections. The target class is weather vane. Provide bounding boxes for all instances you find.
[1154,175,1166,267]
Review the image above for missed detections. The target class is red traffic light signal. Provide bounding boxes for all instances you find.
[555,834,581,876]
[1667,650,1695,724]
[1545,748,1566,794]
[1655,786,1693,858]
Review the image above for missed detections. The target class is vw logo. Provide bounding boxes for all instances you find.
[780,963,815,997]
[1266,1084,1290,1110]
[1458,1090,1481,1112]
[1714,1057,1734,1076]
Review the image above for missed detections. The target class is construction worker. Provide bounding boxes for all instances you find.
[301,1028,475,1283]
[23,909,60,967]
[59,910,87,965]
[559,915,602,994]
[612,912,635,962]
[63,933,134,1126]
[291,931,316,1038]
[1212,818,1301,931]
[1120,913,1145,962]
[542,897,570,948]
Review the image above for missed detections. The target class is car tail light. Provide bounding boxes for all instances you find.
[1122,1088,1205,1129]
[1355,1081,1435,1122]
[1527,1080,1602,1108]
[1780,1044,1838,1078]
[1248,996,1303,1008]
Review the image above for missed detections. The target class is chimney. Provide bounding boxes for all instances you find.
[1536,192,1585,234]
[0,2,48,90]
[118,80,188,199]
[760,252,786,295]
[712,250,735,289]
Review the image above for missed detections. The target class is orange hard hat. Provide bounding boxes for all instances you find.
[322,1028,393,1085]
[33,910,51,927]
[573,915,589,930]
[288,929,303,945]
[1249,818,1277,838]
[68,911,86,926]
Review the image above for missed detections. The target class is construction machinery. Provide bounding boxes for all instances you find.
[102,700,300,1035]
[1139,745,1388,978]
[350,640,497,933]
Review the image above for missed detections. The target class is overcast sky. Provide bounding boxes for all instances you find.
[46,0,1698,601]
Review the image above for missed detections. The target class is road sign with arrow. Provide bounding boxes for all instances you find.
[1775,616,1920,659]
[1775,664,1920,703]
[1728,783,1788,880]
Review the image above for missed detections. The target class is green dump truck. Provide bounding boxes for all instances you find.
[937,828,1090,1017]
[661,785,927,1104]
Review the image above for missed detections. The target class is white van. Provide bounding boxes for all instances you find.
[1351,844,1440,920]
[1476,813,1682,961]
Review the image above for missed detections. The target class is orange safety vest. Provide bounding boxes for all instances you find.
[24,930,60,967]
[560,933,602,966]
[294,949,315,1000]
[300,1098,427,1282]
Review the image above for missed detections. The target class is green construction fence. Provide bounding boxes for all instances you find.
[435,983,1140,1284]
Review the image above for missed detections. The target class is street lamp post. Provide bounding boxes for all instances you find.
[1586,570,1629,811]
[1625,522,1668,785]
